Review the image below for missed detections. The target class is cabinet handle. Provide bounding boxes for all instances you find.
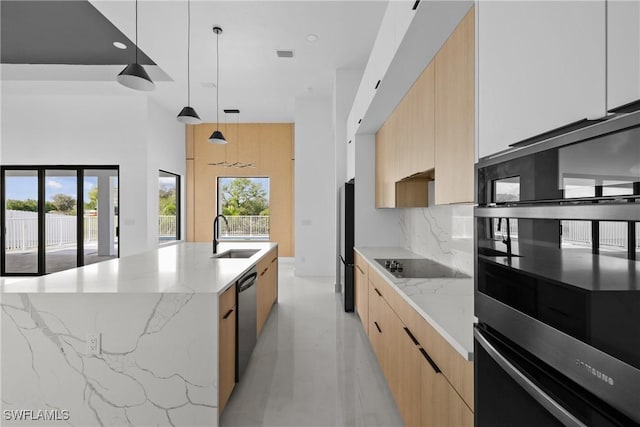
[419,347,441,374]
[356,265,364,274]
[374,79,381,90]
[223,308,234,320]
[374,288,382,297]
[412,0,420,10]
[374,321,382,334]
[270,257,277,265]
[403,327,420,346]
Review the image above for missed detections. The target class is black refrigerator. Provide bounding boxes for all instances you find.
[337,179,355,312]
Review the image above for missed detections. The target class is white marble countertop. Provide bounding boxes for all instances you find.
[355,247,475,361]
[0,241,277,294]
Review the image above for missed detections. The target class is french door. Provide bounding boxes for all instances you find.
[1,166,119,276]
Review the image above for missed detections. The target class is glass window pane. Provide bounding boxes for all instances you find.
[493,176,520,203]
[45,170,78,273]
[599,221,628,259]
[83,169,118,265]
[562,177,596,198]
[217,177,270,240]
[4,170,39,273]
[159,171,179,242]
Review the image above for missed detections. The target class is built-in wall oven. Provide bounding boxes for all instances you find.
[474,112,640,426]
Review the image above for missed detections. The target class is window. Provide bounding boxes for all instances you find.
[217,177,269,240]
[159,170,180,242]
[1,166,119,276]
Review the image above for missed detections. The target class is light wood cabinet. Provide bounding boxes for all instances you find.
[375,118,396,208]
[257,247,278,336]
[395,61,436,182]
[363,258,474,426]
[420,348,473,427]
[354,252,369,334]
[434,7,475,205]
[218,284,237,413]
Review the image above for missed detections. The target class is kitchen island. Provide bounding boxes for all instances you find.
[1,242,277,427]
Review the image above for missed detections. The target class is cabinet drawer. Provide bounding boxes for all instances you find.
[404,300,474,411]
[220,284,236,316]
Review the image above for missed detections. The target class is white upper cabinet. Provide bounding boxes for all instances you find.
[478,1,606,159]
[607,0,640,111]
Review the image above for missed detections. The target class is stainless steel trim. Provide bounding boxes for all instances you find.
[474,328,587,427]
[474,203,640,221]
[476,293,640,422]
[477,110,640,167]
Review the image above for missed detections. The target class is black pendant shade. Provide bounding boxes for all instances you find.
[117,63,155,91]
[117,0,155,92]
[208,129,227,144]
[176,0,201,124]
[177,106,201,124]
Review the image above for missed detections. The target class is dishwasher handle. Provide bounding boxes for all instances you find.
[238,271,258,292]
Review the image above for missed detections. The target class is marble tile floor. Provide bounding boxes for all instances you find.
[221,262,403,427]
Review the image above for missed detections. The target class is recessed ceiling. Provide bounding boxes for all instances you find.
[1,1,157,65]
[1,1,388,123]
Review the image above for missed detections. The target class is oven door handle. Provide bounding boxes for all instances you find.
[474,328,587,427]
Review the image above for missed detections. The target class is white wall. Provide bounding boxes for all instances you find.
[146,100,186,247]
[294,96,335,276]
[353,134,403,248]
[1,94,185,257]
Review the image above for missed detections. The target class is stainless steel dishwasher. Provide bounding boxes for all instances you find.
[236,266,258,381]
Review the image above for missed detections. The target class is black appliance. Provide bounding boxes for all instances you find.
[338,179,355,312]
[236,267,258,381]
[474,113,640,426]
[374,258,466,279]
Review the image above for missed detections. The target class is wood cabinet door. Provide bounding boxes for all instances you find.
[389,318,422,427]
[354,255,369,334]
[257,265,269,336]
[368,280,386,367]
[219,300,236,413]
[435,7,475,205]
[420,346,473,427]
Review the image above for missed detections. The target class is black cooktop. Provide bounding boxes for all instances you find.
[374,258,467,279]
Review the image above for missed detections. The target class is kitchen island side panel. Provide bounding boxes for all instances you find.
[1,292,218,427]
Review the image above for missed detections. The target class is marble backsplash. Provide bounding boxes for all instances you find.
[399,202,474,277]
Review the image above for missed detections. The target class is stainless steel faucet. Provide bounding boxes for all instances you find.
[213,214,228,254]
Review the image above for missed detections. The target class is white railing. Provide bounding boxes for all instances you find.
[159,215,177,238]
[4,210,115,251]
[220,215,269,238]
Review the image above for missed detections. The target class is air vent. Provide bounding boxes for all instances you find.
[276,50,294,58]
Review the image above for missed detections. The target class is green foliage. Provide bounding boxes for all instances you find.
[159,184,177,215]
[7,195,75,215]
[51,193,76,213]
[220,178,268,216]
[6,199,38,212]
[84,186,98,210]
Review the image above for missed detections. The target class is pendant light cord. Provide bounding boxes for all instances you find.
[187,0,191,106]
[135,0,138,63]
[216,30,220,131]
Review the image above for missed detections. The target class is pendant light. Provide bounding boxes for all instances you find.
[117,0,155,91]
[208,26,227,144]
[176,0,201,124]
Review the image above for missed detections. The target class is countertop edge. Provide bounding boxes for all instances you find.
[354,247,474,362]
[213,243,278,295]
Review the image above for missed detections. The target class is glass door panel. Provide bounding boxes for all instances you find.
[3,170,40,274]
[82,169,118,265]
[45,170,78,273]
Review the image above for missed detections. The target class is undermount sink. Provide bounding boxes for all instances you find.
[212,249,260,259]
[478,247,521,258]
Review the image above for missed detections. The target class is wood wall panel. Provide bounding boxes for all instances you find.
[187,123,294,256]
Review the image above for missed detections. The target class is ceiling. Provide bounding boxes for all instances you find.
[1,0,388,122]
